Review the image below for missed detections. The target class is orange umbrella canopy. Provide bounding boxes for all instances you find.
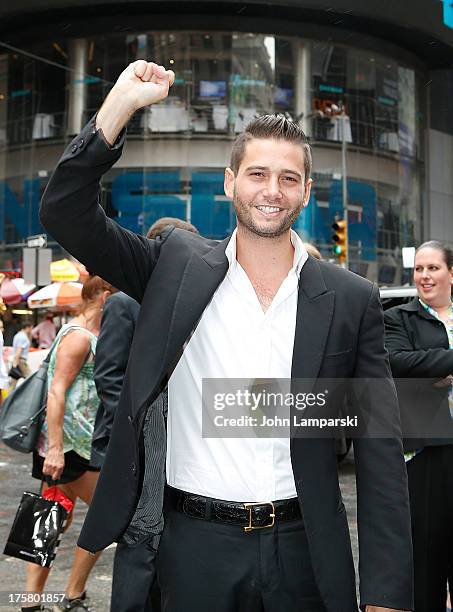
[28,282,83,309]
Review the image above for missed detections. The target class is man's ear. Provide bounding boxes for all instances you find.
[224,167,235,200]
[302,178,313,208]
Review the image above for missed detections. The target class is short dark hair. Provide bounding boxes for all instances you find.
[416,240,453,269]
[146,217,199,240]
[21,320,32,329]
[229,114,312,182]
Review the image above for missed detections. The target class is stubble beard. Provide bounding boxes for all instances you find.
[233,192,305,239]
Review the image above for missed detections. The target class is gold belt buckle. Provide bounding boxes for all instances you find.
[243,501,275,532]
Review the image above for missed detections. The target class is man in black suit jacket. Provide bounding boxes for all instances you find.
[40,60,413,612]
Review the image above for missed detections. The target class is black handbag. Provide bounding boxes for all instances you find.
[0,341,58,453]
[8,364,23,380]
[3,490,68,567]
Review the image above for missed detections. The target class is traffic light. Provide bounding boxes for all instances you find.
[331,218,347,263]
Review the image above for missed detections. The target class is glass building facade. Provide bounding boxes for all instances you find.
[0,30,426,283]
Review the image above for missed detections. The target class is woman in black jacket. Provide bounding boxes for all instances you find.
[384,240,453,612]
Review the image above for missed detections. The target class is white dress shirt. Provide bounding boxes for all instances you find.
[167,229,308,502]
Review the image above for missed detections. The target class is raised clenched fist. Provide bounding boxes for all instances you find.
[95,60,176,145]
[114,60,175,113]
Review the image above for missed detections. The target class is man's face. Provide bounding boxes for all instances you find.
[224,138,312,238]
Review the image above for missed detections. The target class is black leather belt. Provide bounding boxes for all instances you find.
[166,487,302,532]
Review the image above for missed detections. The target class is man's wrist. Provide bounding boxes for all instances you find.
[95,86,136,146]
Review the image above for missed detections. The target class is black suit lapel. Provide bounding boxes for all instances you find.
[291,257,335,381]
[163,238,230,373]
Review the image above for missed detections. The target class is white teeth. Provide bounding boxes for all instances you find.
[257,206,281,213]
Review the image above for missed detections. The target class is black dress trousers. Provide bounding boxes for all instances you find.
[111,539,160,612]
[156,508,327,612]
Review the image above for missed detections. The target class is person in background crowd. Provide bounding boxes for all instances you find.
[22,275,114,612]
[385,240,453,612]
[0,318,9,403]
[32,312,57,349]
[10,320,33,388]
[93,217,198,612]
[3,311,21,346]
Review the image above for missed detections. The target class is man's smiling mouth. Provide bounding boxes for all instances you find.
[255,205,284,215]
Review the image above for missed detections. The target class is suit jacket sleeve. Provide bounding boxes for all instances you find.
[352,285,414,611]
[39,118,167,303]
[384,307,453,378]
[92,293,139,452]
